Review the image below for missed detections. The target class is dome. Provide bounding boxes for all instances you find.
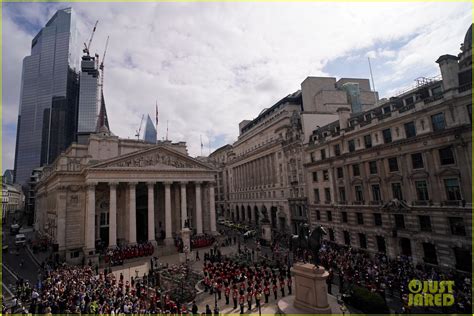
[463,24,472,52]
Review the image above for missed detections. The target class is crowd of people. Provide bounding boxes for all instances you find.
[318,241,472,314]
[202,256,292,314]
[190,235,216,249]
[103,242,154,266]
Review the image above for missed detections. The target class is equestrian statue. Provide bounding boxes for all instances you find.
[290,223,327,266]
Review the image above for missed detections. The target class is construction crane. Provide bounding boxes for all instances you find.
[135,114,144,140]
[99,36,110,89]
[83,20,99,56]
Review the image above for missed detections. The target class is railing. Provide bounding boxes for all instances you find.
[458,83,472,93]
[423,94,444,104]
[369,200,383,205]
[352,201,365,205]
[338,200,348,205]
[412,200,429,206]
[324,200,332,205]
[398,103,415,113]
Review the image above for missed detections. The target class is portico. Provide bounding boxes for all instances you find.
[34,134,218,263]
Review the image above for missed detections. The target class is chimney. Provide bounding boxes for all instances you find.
[436,54,459,93]
[337,107,351,130]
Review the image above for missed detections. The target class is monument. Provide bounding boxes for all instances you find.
[179,219,195,262]
[278,224,345,314]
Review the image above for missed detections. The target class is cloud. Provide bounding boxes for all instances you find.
[2,2,472,173]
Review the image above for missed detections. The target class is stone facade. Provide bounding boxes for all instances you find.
[213,77,377,234]
[35,130,217,263]
[304,28,472,271]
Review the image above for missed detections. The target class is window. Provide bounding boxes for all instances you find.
[363,135,372,149]
[348,140,355,152]
[376,236,386,253]
[388,157,399,172]
[323,170,329,181]
[310,152,315,162]
[454,247,471,272]
[334,144,341,156]
[356,212,364,225]
[338,187,346,202]
[337,167,343,179]
[382,128,392,143]
[342,211,348,223]
[358,233,367,249]
[444,179,461,200]
[411,153,424,169]
[415,180,429,201]
[431,113,445,131]
[100,213,109,226]
[355,185,364,202]
[329,229,335,241]
[431,85,443,96]
[383,105,391,114]
[394,214,405,229]
[374,213,382,226]
[324,188,331,202]
[326,211,332,222]
[421,244,438,266]
[371,184,381,201]
[439,147,455,165]
[449,217,466,236]
[404,121,417,138]
[312,172,318,182]
[343,231,351,245]
[405,96,414,105]
[321,149,326,160]
[419,215,432,232]
[391,183,403,200]
[316,210,321,220]
[352,164,360,176]
[369,161,378,174]
[70,250,80,258]
[314,189,320,203]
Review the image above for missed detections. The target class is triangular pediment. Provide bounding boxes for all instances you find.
[89,146,215,171]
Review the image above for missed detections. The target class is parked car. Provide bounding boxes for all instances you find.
[15,234,27,246]
[10,224,20,235]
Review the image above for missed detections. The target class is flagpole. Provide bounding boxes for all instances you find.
[200,135,203,156]
[166,120,169,141]
[155,100,158,144]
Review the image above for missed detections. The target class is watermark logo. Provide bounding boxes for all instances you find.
[408,279,455,307]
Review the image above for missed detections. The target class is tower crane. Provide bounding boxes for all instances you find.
[83,20,99,56]
[135,114,144,140]
[99,36,109,89]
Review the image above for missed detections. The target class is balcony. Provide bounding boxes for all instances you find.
[412,200,431,206]
[352,201,365,205]
[458,83,472,93]
[338,200,348,205]
[324,200,332,205]
[441,200,464,207]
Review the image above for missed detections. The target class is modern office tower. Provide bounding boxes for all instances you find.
[77,54,101,144]
[14,8,79,186]
[143,114,157,143]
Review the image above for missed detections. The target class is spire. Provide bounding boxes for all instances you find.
[143,114,157,143]
[96,91,111,133]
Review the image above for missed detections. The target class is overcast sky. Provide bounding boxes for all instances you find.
[2,2,471,172]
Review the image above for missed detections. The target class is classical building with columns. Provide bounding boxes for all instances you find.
[213,76,378,234]
[303,26,472,271]
[34,129,217,263]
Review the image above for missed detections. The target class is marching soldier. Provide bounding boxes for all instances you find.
[255,291,262,308]
[233,287,239,309]
[247,289,253,311]
[287,276,292,295]
[272,282,278,300]
[280,278,285,297]
[239,292,245,314]
[264,284,270,303]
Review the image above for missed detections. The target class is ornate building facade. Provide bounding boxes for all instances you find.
[215,76,377,234]
[35,129,217,263]
[304,25,472,271]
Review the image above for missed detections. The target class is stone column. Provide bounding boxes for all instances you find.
[109,182,118,248]
[195,182,203,235]
[180,182,188,229]
[209,183,217,233]
[128,182,137,244]
[85,183,96,254]
[147,182,155,243]
[164,182,173,244]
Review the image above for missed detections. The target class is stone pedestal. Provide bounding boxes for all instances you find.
[181,227,191,251]
[280,263,332,314]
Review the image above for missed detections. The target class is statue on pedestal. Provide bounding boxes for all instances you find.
[291,223,327,265]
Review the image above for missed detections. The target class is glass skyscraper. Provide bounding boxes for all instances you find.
[77,55,100,144]
[143,114,157,143]
[14,8,80,186]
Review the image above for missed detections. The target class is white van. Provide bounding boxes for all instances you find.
[15,234,27,246]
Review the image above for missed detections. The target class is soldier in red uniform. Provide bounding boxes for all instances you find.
[280,277,286,297]
[272,282,278,300]
[264,284,270,303]
[239,292,245,314]
[247,289,253,311]
[233,287,239,309]
[288,276,292,295]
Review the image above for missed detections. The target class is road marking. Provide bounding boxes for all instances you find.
[1,262,19,281]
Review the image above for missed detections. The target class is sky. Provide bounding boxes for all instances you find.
[2,1,472,173]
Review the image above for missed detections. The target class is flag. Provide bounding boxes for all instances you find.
[155,101,158,128]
